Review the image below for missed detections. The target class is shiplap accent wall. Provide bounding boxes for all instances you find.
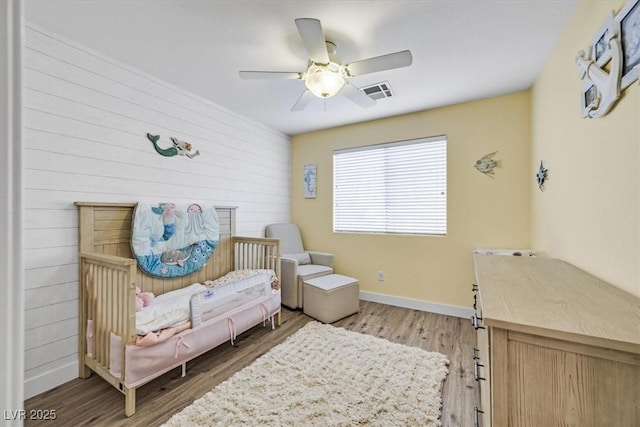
[23,23,291,399]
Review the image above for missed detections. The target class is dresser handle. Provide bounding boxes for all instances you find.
[471,313,485,330]
[474,358,485,381]
[473,294,477,310]
[472,347,479,360]
[472,283,478,292]
[474,406,484,427]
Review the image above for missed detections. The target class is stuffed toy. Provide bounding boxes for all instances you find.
[135,286,155,312]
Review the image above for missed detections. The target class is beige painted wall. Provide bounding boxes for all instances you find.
[291,92,531,308]
[531,0,639,296]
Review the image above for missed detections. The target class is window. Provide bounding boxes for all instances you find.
[333,136,447,235]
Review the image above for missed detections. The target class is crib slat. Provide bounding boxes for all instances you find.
[232,237,280,286]
[80,253,136,377]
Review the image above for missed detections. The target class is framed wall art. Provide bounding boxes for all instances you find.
[591,11,618,66]
[581,82,599,118]
[617,0,640,88]
[575,5,626,118]
[304,163,317,198]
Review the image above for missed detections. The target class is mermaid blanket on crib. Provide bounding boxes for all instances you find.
[131,202,219,278]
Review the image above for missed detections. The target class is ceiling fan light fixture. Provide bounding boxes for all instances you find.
[240,18,413,111]
[304,62,345,98]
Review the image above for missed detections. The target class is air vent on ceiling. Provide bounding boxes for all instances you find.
[360,81,393,100]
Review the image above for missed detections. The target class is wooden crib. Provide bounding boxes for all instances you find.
[75,202,281,416]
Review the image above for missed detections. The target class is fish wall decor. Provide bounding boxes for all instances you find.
[536,160,548,191]
[474,151,500,178]
[147,133,200,159]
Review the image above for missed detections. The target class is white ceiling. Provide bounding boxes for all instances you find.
[24,0,578,136]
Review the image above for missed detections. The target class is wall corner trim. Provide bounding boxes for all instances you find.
[1,0,25,414]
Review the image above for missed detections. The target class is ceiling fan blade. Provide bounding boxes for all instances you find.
[291,90,316,112]
[346,50,413,76]
[239,71,302,80]
[340,83,376,108]
[295,18,330,64]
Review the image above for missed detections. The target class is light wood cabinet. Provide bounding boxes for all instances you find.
[472,254,640,427]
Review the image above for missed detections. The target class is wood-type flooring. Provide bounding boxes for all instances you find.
[24,301,479,426]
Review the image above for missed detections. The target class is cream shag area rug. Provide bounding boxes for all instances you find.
[163,322,449,426]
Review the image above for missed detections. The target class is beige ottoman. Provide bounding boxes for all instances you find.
[303,274,359,323]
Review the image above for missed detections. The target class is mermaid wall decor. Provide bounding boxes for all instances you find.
[147,133,200,159]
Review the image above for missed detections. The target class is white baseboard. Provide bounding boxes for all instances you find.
[24,361,77,400]
[359,291,474,319]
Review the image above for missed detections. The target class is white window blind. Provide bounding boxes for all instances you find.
[333,136,447,235]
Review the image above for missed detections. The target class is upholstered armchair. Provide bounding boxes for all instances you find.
[265,223,333,309]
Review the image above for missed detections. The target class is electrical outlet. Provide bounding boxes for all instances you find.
[377,271,384,281]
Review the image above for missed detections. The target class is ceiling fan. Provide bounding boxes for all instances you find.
[239,18,413,111]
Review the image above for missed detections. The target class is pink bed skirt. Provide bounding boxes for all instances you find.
[88,290,280,389]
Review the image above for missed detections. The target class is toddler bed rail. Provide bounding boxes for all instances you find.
[75,202,281,417]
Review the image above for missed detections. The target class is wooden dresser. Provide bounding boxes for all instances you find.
[472,254,640,427]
